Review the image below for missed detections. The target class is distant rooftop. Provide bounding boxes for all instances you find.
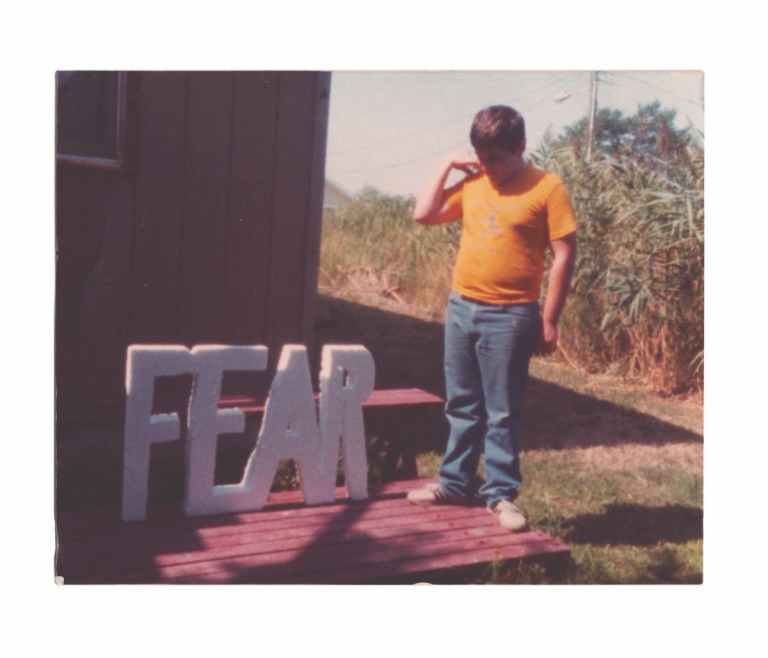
[323,176,357,211]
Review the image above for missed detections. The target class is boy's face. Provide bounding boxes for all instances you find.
[474,142,526,187]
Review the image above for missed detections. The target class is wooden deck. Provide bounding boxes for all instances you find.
[56,478,569,584]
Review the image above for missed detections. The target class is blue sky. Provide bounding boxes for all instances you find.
[326,71,704,197]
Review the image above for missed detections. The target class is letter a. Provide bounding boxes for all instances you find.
[209,345,324,512]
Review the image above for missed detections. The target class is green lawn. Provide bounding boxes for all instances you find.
[316,294,703,585]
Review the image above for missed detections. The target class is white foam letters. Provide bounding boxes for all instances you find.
[121,343,375,521]
[318,345,375,501]
[198,345,324,514]
[122,346,194,521]
[183,346,268,516]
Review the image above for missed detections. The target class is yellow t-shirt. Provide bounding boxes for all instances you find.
[445,164,577,304]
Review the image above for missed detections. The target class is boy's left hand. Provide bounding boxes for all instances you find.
[535,318,558,356]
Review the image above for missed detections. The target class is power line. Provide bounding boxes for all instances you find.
[329,73,579,157]
[502,72,582,108]
[518,73,585,113]
[330,138,470,174]
[329,73,596,177]
[329,115,472,156]
[611,72,703,110]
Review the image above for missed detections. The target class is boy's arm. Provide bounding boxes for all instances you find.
[413,154,479,225]
[537,231,577,356]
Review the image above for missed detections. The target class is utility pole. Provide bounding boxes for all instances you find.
[586,71,598,161]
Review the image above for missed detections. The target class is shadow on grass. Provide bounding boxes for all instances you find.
[56,294,702,514]
[561,503,703,546]
[314,295,703,456]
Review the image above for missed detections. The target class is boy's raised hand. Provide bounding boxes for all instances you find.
[450,154,481,177]
[414,153,480,225]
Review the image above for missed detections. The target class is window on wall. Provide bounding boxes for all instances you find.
[56,71,132,168]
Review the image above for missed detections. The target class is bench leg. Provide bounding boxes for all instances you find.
[381,408,419,481]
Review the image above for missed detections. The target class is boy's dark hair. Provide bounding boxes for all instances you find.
[470,105,526,152]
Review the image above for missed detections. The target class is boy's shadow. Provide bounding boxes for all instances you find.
[562,503,703,546]
[314,295,702,455]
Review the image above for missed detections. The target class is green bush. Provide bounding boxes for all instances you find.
[320,187,460,311]
[531,104,704,392]
[320,104,704,393]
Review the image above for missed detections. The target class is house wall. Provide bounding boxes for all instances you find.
[323,180,356,211]
[56,71,331,412]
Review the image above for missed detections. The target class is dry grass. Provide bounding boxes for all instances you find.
[529,359,703,434]
[319,261,449,324]
[56,290,704,584]
[325,119,704,396]
[320,188,459,321]
[524,443,702,475]
[314,293,703,584]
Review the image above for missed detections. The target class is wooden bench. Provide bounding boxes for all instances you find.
[56,388,445,481]
[57,391,571,584]
[56,478,570,584]
[217,388,444,480]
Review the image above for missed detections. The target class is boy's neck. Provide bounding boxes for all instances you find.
[490,158,528,187]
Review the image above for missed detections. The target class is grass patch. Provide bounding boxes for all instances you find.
[311,292,704,584]
[57,290,704,584]
[401,442,703,584]
[529,359,703,434]
[316,128,704,580]
[502,449,702,583]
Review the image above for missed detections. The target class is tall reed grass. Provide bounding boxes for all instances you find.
[530,139,704,393]
[320,187,460,313]
[320,130,704,394]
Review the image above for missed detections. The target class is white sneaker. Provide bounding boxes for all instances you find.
[407,483,467,506]
[488,499,529,532]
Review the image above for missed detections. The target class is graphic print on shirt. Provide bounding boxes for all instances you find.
[480,213,503,240]
[450,167,578,305]
[467,200,527,245]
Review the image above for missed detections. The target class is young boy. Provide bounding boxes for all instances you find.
[407,105,578,532]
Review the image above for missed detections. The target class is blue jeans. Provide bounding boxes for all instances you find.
[439,291,539,506]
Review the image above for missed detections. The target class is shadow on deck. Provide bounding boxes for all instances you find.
[56,479,569,585]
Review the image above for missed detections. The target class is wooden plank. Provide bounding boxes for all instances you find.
[58,503,488,575]
[77,172,136,405]
[65,532,568,585]
[77,171,108,291]
[70,169,106,405]
[58,490,458,548]
[363,388,443,407]
[56,479,569,585]
[129,71,188,344]
[176,72,234,347]
[217,388,443,413]
[55,166,86,409]
[56,388,443,433]
[264,72,321,374]
[299,72,331,360]
[68,520,560,584]
[220,71,280,398]
[271,539,569,585]
[57,480,421,535]
[221,71,279,347]
[246,535,568,586]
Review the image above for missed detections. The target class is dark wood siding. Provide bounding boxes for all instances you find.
[56,71,331,412]
[130,71,188,345]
